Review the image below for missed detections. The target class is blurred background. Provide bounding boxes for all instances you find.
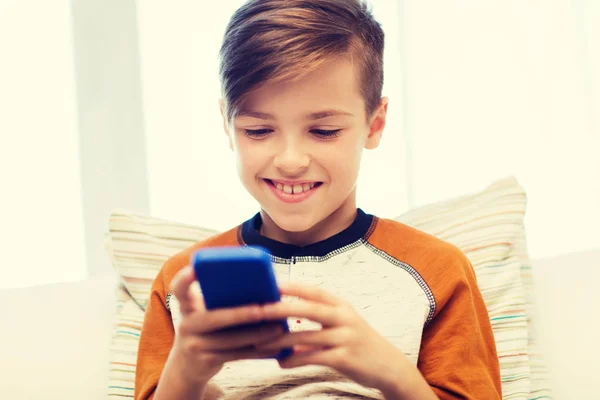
[0,0,598,289]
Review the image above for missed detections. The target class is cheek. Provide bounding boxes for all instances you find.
[317,140,363,182]
[235,149,254,178]
[232,136,250,175]
[233,137,268,177]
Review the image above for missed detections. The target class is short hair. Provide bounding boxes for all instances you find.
[219,0,385,123]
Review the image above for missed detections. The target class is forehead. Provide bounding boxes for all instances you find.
[238,58,365,119]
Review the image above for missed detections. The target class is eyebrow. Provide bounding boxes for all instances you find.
[237,109,353,120]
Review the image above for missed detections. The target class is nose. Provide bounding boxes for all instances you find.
[273,138,310,175]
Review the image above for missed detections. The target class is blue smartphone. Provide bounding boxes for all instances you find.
[192,246,292,360]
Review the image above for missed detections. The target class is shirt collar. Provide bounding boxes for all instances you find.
[239,208,376,259]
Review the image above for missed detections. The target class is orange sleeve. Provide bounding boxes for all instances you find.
[368,219,501,399]
[134,270,174,400]
[134,228,240,400]
[418,254,501,399]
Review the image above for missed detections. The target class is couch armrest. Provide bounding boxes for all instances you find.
[532,248,600,399]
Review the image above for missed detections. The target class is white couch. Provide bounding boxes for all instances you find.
[1,249,598,399]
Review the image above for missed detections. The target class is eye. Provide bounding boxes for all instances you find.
[244,129,273,138]
[311,129,342,138]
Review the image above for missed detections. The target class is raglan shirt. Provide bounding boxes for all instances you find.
[135,209,501,399]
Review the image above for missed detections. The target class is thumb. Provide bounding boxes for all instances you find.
[170,265,200,316]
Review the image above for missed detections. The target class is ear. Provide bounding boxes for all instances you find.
[219,99,234,151]
[365,97,388,150]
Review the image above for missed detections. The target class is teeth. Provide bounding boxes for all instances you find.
[272,181,318,194]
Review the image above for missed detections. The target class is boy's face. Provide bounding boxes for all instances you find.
[221,58,388,238]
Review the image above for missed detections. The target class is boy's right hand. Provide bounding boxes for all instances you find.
[166,265,284,386]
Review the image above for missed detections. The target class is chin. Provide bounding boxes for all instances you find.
[266,209,322,233]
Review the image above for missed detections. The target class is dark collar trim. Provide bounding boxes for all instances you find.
[238,209,376,260]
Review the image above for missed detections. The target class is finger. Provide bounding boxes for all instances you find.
[293,344,322,354]
[278,344,331,358]
[278,347,345,370]
[262,300,344,327]
[278,282,341,306]
[185,304,265,334]
[171,265,200,316]
[257,328,345,350]
[200,324,284,351]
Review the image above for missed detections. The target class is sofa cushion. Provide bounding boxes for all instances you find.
[0,276,118,400]
[531,249,600,399]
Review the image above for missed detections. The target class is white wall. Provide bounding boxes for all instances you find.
[400,0,600,258]
[71,0,150,277]
[0,0,151,288]
[138,0,410,232]
[0,2,86,289]
[3,1,597,289]
[139,0,599,259]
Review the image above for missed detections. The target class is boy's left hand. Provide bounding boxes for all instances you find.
[256,282,412,395]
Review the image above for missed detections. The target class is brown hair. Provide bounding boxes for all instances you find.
[219,0,385,123]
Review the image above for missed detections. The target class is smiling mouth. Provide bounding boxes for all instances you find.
[264,179,323,195]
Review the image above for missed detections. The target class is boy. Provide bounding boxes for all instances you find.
[135,0,502,399]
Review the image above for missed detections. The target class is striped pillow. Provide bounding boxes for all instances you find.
[107,286,145,399]
[515,230,552,398]
[106,211,218,309]
[104,177,550,399]
[104,213,217,399]
[396,177,550,399]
